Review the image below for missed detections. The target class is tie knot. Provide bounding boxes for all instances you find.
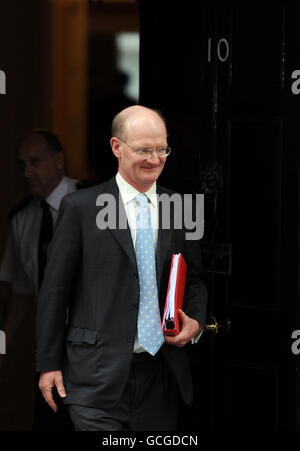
[136,193,148,207]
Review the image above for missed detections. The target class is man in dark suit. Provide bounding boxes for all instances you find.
[36,105,207,431]
[0,130,84,430]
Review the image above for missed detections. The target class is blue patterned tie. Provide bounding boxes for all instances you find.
[135,193,164,355]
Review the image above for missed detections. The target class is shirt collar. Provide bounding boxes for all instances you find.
[116,172,157,207]
[45,176,70,211]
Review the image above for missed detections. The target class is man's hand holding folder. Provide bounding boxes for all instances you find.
[164,309,202,348]
[162,253,202,347]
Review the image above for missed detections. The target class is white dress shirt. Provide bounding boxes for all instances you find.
[115,172,158,250]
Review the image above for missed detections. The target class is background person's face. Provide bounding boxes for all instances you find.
[18,135,64,199]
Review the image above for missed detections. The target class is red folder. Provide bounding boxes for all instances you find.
[161,253,187,336]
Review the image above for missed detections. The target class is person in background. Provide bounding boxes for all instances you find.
[0,130,92,430]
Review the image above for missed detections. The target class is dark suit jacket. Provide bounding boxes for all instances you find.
[36,177,207,409]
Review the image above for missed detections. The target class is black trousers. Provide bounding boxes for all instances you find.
[68,352,180,431]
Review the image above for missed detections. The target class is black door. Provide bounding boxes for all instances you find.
[139,0,299,430]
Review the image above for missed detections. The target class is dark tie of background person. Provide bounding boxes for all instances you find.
[38,200,53,288]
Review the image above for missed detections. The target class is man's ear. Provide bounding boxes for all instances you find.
[110,137,121,159]
[55,152,65,170]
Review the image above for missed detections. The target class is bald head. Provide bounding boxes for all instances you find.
[111,105,167,141]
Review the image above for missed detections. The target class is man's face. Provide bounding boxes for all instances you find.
[111,113,168,192]
[17,135,64,199]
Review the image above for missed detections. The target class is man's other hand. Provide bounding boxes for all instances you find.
[39,370,66,412]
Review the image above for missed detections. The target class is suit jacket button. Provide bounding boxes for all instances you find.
[131,303,138,311]
[126,337,134,343]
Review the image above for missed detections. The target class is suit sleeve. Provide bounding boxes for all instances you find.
[36,196,81,372]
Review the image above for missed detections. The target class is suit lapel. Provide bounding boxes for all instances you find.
[103,177,137,268]
[155,185,173,292]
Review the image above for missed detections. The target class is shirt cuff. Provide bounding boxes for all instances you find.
[190,325,204,344]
